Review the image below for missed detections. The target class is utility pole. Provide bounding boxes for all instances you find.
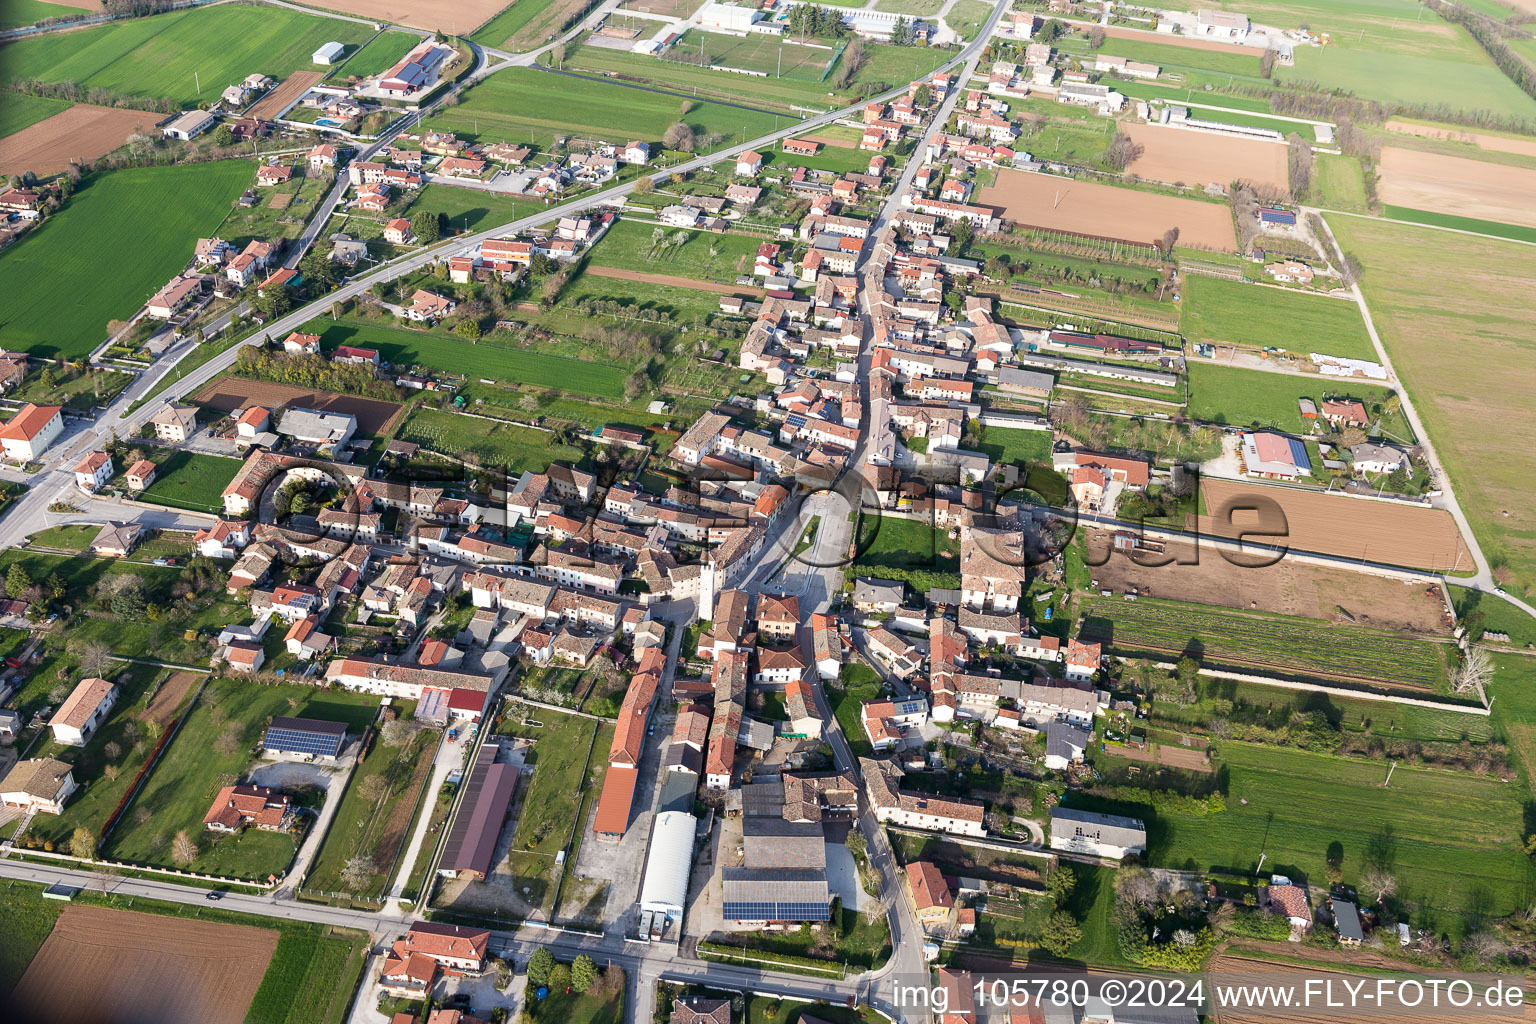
[1383,760,1397,787]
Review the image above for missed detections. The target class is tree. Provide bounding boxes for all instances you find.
[6,564,30,599]
[68,638,114,679]
[1158,226,1181,258]
[1037,18,1065,44]
[663,122,696,152]
[381,717,417,747]
[1101,131,1145,173]
[891,15,913,45]
[1046,865,1076,904]
[171,829,198,866]
[45,573,66,601]
[212,124,234,148]
[1089,25,1106,48]
[1360,868,1396,905]
[623,368,648,402]
[526,948,555,988]
[454,318,483,340]
[109,576,146,619]
[39,366,56,390]
[412,209,441,244]
[1042,911,1083,955]
[549,963,571,993]
[632,176,654,194]
[1286,132,1313,200]
[1259,48,1276,78]
[948,215,973,252]
[913,83,931,107]
[1451,645,1493,695]
[569,954,597,993]
[341,855,374,890]
[70,826,96,860]
[550,42,567,66]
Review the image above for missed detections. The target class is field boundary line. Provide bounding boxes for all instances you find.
[1322,208,1536,248]
[1145,661,1489,715]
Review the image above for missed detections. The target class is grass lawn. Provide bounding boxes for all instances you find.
[1179,274,1375,361]
[470,0,568,50]
[828,670,881,759]
[973,426,1051,469]
[406,184,543,234]
[588,218,761,282]
[852,516,959,593]
[1186,362,1402,435]
[673,29,838,77]
[299,315,628,399]
[0,4,374,107]
[1073,740,1531,939]
[9,364,134,411]
[1328,215,1536,599]
[422,67,785,152]
[0,880,367,1024]
[0,0,80,29]
[528,968,625,1024]
[104,678,379,880]
[137,451,245,515]
[1309,153,1370,214]
[335,29,418,79]
[1066,33,1262,77]
[0,90,70,136]
[747,998,884,1024]
[27,523,99,552]
[1451,585,1536,648]
[0,161,252,358]
[306,727,437,898]
[944,0,993,40]
[1380,206,1536,245]
[398,407,591,473]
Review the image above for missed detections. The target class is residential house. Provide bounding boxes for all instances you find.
[0,758,77,814]
[149,403,199,442]
[74,451,114,493]
[90,522,141,557]
[125,459,157,491]
[203,784,295,833]
[0,403,63,461]
[49,677,117,746]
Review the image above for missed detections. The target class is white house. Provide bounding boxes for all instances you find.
[48,677,117,746]
[736,151,764,176]
[0,403,64,461]
[73,451,114,493]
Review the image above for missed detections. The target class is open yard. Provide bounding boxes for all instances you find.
[672,29,839,78]
[104,678,379,880]
[1376,147,1536,230]
[398,406,590,473]
[10,905,277,1024]
[335,30,419,79]
[422,67,784,151]
[1197,477,1475,575]
[976,169,1236,251]
[1120,121,1288,194]
[1079,739,1532,936]
[137,451,244,514]
[588,217,761,281]
[1077,594,1454,688]
[406,183,541,234]
[0,103,158,178]
[1085,531,1452,634]
[305,727,437,899]
[0,5,374,108]
[1186,362,1400,433]
[852,515,959,593]
[0,160,251,358]
[1326,216,1536,597]
[1180,274,1375,360]
[189,375,406,436]
[298,314,628,400]
[472,0,587,50]
[1308,152,1370,213]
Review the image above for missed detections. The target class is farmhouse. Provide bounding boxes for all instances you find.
[1241,430,1311,480]
[203,784,295,833]
[49,677,118,746]
[1351,443,1408,475]
[861,758,985,836]
[0,403,63,461]
[1049,807,1146,858]
[161,109,216,141]
[0,758,77,814]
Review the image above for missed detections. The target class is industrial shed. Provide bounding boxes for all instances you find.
[639,811,697,917]
[439,743,519,880]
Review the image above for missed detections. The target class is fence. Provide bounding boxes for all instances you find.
[97,674,210,848]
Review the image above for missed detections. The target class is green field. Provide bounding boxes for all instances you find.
[492,710,598,912]
[945,0,993,41]
[1078,740,1531,935]
[828,668,881,759]
[470,0,568,51]
[1327,215,1536,599]
[422,67,786,151]
[588,218,761,280]
[335,29,417,79]
[1078,595,1453,688]
[0,161,251,358]
[302,315,628,399]
[138,451,244,514]
[852,515,959,593]
[973,426,1052,468]
[0,5,374,108]
[1180,274,1375,360]
[1309,153,1370,213]
[398,407,592,473]
[0,90,70,137]
[305,727,437,898]
[0,0,78,30]
[1185,362,1402,435]
[407,184,542,234]
[1381,205,1536,245]
[673,29,838,78]
[1067,34,1262,77]
[105,679,379,879]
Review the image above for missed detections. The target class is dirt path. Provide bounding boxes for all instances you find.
[585,264,764,296]
[140,672,201,729]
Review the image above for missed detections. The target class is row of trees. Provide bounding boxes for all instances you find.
[232,345,401,400]
[785,4,849,40]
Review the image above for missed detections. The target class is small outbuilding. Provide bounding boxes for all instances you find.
[313,41,345,65]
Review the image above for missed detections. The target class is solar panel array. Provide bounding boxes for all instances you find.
[262,718,345,758]
[721,900,831,922]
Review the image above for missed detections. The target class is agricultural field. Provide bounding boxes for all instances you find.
[0,5,374,108]
[1328,215,1536,598]
[1384,117,1536,160]
[1077,594,1455,688]
[1185,362,1400,434]
[1376,147,1536,230]
[104,678,378,879]
[399,406,591,474]
[299,315,628,400]
[672,29,840,78]
[1308,152,1370,213]
[0,160,251,358]
[471,0,582,50]
[976,168,1236,250]
[1179,274,1375,360]
[136,451,244,515]
[305,727,437,899]
[10,905,277,1024]
[0,0,85,30]
[1082,740,1531,936]
[0,91,71,138]
[944,0,993,41]
[333,30,419,79]
[1380,206,1536,245]
[588,218,762,281]
[1120,120,1288,193]
[421,67,784,152]
[306,0,505,32]
[0,103,161,178]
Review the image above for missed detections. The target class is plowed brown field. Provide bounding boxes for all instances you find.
[0,104,159,177]
[975,168,1236,250]
[189,376,405,435]
[585,264,764,295]
[309,0,508,32]
[9,905,277,1024]
[247,71,323,121]
[1122,120,1288,193]
[1199,478,1474,574]
[1378,147,1536,228]
[1385,119,1536,159]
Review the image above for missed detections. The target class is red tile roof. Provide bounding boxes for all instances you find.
[203,784,289,829]
[592,764,639,837]
[906,860,953,911]
[0,403,60,442]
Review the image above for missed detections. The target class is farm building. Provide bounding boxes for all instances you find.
[161,109,216,141]
[262,716,348,760]
[313,41,345,65]
[1049,807,1146,859]
[438,742,519,880]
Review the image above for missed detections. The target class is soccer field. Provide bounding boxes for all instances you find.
[0,160,251,358]
[672,29,839,79]
[0,5,374,108]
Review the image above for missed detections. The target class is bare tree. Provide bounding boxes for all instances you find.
[1286,132,1314,200]
[663,122,696,153]
[359,773,389,802]
[214,723,243,756]
[171,829,198,866]
[380,717,417,747]
[341,855,374,890]
[1451,645,1493,695]
[68,638,114,680]
[1360,868,1396,905]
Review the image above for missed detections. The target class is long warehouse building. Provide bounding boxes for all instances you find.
[439,742,519,881]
